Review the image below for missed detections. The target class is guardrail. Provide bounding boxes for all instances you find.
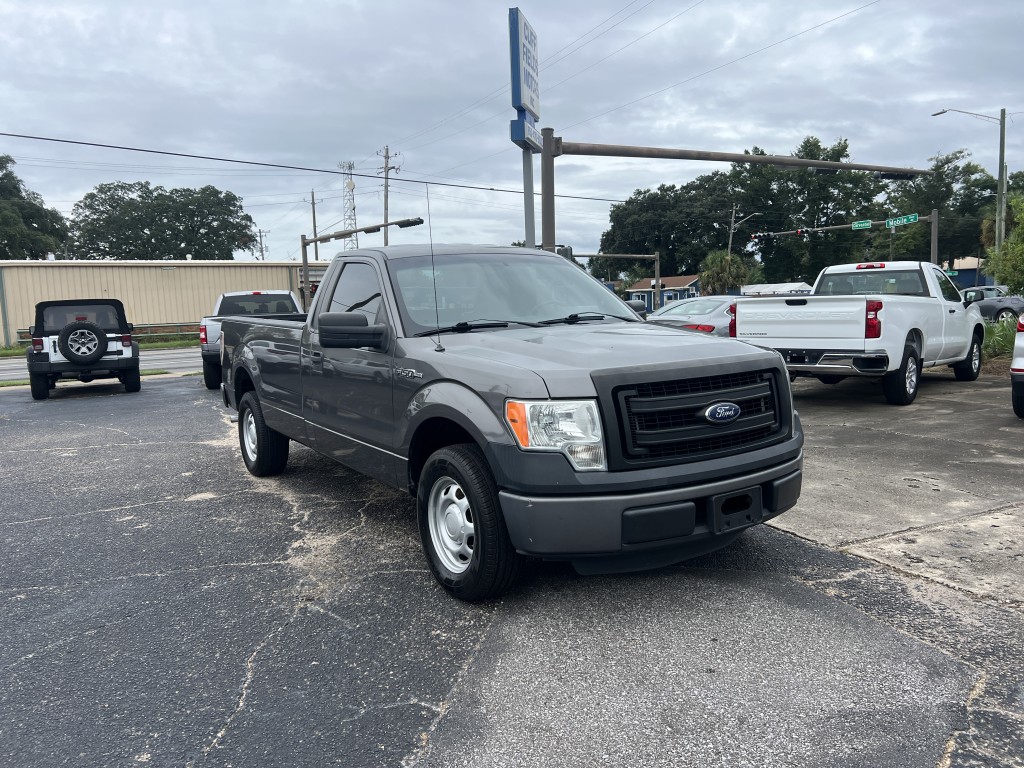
[13,322,200,345]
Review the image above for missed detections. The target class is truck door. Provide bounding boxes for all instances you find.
[931,267,971,360]
[303,261,396,483]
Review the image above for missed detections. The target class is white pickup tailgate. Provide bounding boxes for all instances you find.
[735,296,869,349]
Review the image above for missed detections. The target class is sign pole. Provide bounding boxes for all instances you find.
[931,208,939,266]
[522,149,536,247]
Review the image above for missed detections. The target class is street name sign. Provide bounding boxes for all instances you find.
[852,220,872,230]
[885,213,919,228]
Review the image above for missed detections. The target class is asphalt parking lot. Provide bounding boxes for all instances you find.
[0,369,1021,767]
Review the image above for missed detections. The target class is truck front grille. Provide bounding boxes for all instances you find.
[613,369,782,466]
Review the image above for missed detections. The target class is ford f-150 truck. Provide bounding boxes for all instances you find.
[733,261,985,405]
[200,290,301,389]
[220,245,804,601]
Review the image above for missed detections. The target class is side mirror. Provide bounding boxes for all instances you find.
[626,299,648,319]
[318,312,388,349]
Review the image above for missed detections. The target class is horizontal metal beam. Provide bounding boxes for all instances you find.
[554,140,932,176]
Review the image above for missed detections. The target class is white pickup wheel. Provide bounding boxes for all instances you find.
[883,346,920,405]
[953,335,982,382]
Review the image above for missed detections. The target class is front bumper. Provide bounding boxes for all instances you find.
[498,452,802,561]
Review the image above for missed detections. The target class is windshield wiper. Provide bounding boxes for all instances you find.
[413,318,545,337]
[539,312,630,325]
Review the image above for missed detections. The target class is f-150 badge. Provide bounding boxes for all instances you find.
[394,367,423,379]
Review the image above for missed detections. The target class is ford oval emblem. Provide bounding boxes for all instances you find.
[704,402,741,424]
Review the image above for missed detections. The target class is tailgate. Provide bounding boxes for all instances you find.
[735,296,869,348]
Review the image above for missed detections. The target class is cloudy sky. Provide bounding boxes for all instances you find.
[0,0,1019,262]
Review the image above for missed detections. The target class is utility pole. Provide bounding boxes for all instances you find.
[726,204,761,260]
[377,146,401,245]
[339,161,359,250]
[997,108,1007,251]
[310,190,320,261]
[256,229,268,260]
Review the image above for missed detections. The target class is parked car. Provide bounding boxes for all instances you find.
[200,290,302,389]
[25,298,140,400]
[734,261,985,405]
[1013,314,1024,418]
[961,285,1024,324]
[647,296,735,336]
[220,245,804,602]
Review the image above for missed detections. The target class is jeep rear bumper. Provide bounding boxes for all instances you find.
[27,353,139,375]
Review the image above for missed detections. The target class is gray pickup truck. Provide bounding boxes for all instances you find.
[221,245,804,601]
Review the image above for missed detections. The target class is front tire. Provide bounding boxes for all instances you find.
[238,392,289,476]
[30,373,49,401]
[203,359,222,390]
[953,335,982,382]
[1013,387,1024,419]
[883,346,920,405]
[417,444,523,602]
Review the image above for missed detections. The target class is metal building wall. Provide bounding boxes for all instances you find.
[0,261,302,346]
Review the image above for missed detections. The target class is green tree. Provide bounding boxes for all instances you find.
[0,155,68,259]
[698,249,764,294]
[733,138,884,282]
[70,182,256,260]
[984,194,1024,292]
[879,150,994,265]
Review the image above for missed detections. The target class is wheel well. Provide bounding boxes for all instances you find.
[406,418,477,494]
[234,367,255,406]
[905,329,923,355]
[973,323,985,342]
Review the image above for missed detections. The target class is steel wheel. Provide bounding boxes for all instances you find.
[427,475,476,574]
[243,408,259,463]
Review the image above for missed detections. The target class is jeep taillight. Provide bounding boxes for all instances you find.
[200,325,208,344]
[31,337,43,352]
[121,334,132,347]
[728,303,737,337]
[866,300,883,339]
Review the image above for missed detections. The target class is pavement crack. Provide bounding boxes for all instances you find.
[835,501,1024,549]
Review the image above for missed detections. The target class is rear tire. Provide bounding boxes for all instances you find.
[952,335,982,382]
[30,373,49,401]
[417,444,523,602]
[57,321,107,365]
[883,346,920,405]
[202,359,222,390]
[122,366,141,393]
[1013,388,1024,419]
[238,392,289,476]
[996,309,1017,324]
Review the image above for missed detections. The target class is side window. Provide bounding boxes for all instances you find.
[324,263,384,324]
[933,270,962,302]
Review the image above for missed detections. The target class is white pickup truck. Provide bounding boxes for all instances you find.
[733,261,985,405]
[199,290,302,389]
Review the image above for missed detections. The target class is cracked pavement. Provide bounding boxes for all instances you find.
[0,370,1021,767]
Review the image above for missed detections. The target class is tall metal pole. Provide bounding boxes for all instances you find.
[522,148,536,247]
[378,146,400,246]
[930,208,939,265]
[541,128,556,252]
[654,251,661,311]
[726,203,737,260]
[300,236,310,311]
[997,108,1007,252]
[310,190,320,261]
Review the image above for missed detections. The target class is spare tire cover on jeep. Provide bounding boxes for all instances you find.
[57,321,108,365]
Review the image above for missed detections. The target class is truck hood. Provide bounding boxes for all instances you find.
[433,322,779,397]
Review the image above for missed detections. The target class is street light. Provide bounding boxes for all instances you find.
[726,206,761,259]
[932,107,1007,252]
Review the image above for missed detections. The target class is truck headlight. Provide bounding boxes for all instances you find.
[505,399,606,471]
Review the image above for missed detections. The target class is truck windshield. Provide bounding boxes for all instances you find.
[387,251,635,336]
[817,270,928,297]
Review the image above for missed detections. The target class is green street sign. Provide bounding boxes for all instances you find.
[885,213,919,228]
[945,270,959,276]
[852,220,872,230]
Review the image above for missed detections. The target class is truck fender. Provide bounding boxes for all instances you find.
[398,381,513,492]
[229,345,261,409]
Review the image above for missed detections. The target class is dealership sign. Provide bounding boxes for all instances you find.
[509,8,541,151]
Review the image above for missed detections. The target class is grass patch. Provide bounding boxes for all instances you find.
[983,319,1018,360]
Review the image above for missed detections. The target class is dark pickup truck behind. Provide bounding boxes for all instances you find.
[221,245,804,600]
